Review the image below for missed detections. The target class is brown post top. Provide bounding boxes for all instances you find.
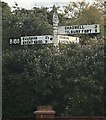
[34,106,55,118]
[34,106,55,114]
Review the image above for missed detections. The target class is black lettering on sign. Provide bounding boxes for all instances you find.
[65,31,67,33]
[95,29,97,32]
[82,30,84,33]
[76,30,78,33]
[87,30,89,33]
[82,25,84,29]
[34,41,37,44]
[65,31,69,34]
[95,25,97,28]
[67,26,70,29]
[75,26,77,29]
[45,40,48,43]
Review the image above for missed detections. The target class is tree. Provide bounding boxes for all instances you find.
[2,2,53,49]
[2,2,12,49]
[63,1,104,44]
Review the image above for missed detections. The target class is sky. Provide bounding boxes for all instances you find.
[1,0,94,9]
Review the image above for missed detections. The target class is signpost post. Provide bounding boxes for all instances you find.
[53,12,59,46]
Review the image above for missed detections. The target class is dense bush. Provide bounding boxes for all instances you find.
[2,44,104,117]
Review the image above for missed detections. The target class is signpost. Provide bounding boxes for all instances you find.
[58,24,100,35]
[57,35,79,44]
[21,35,53,45]
[53,12,59,46]
[9,11,100,46]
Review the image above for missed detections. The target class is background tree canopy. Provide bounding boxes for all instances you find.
[2,0,105,118]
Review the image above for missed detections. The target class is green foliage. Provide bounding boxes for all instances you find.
[2,43,104,117]
[2,2,52,49]
[2,2,12,49]
[64,1,104,41]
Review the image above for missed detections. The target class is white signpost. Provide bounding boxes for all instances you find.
[9,36,53,45]
[58,24,100,35]
[21,35,53,45]
[57,35,79,44]
[53,12,59,46]
[9,11,100,46]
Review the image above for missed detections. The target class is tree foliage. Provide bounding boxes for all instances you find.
[2,2,53,49]
[64,1,104,39]
[2,44,104,117]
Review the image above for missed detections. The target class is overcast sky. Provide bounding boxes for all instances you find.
[2,0,94,9]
